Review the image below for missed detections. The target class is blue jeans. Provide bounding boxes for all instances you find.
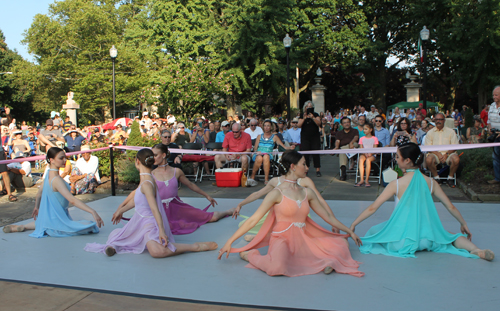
[493,146,500,181]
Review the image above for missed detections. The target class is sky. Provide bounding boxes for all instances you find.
[0,0,55,62]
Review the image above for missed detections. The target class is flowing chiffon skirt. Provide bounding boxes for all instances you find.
[232,193,363,277]
[359,170,478,259]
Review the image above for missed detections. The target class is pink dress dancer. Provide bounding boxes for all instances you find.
[231,189,364,277]
[157,169,214,235]
[84,178,176,254]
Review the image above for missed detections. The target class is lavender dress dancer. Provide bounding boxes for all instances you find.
[157,169,213,235]
[85,174,176,254]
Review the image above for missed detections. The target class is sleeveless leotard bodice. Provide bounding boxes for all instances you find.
[155,168,214,235]
[394,173,433,207]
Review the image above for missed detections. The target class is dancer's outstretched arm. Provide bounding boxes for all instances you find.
[232,177,279,218]
[177,168,217,206]
[51,176,104,227]
[218,189,280,259]
[112,191,137,225]
[350,180,397,232]
[307,189,361,245]
[432,181,471,240]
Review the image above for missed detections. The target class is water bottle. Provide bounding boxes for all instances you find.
[35,161,39,170]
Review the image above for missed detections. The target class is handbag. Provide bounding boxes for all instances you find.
[382,167,398,185]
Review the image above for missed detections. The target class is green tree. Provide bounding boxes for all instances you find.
[12,0,148,124]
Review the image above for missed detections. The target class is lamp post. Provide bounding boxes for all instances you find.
[109,45,117,120]
[283,34,292,121]
[109,45,117,196]
[420,26,430,111]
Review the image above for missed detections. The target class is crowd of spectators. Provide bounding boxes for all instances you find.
[1,88,499,196]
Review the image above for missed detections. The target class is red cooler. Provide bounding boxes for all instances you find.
[215,168,243,187]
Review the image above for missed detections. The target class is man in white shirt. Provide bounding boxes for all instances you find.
[358,105,368,117]
[5,151,33,190]
[70,145,100,194]
[244,118,263,139]
[487,86,500,184]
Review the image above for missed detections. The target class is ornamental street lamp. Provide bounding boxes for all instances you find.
[109,45,118,120]
[420,26,430,111]
[109,45,118,196]
[283,34,292,121]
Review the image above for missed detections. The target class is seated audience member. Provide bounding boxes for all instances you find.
[374,116,390,147]
[334,117,359,181]
[209,121,221,143]
[355,123,379,187]
[171,122,191,148]
[38,119,65,153]
[355,115,367,139]
[389,117,418,147]
[65,129,86,152]
[366,105,379,122]
[216,121,230,143]
[466,118,485,144]
[157,129,182,169]
[5,151,34,190]
[110,124,129,143]
[214,123,252,171]
[284,117,301,148]
[424,113,460,188]
[244,119,263,140]
[70,145,100,194]
[7,130,31,157]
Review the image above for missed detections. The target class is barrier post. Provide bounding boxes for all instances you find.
[110,147,116,196]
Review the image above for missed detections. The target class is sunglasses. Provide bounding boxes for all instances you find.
[232,131,240,134]
[375,120,383,122]
[162,136,171,139]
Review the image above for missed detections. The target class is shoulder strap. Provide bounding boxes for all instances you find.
[396,178,399,197]
[430,178,434,193]
[275,176,281,187]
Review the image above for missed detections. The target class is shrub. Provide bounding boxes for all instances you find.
[116,120,160,183]
[460,147,493,182]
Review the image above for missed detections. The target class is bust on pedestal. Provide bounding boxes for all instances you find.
[62,92,80,126]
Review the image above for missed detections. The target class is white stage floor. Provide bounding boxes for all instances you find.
[1,197,498,310]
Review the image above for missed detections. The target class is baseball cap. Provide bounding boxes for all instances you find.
[370,105,376,108]
[292,117,299,123]
[46,119,54,126]
[221,121,230,127]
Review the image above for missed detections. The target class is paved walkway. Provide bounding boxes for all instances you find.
[0,155,488,311]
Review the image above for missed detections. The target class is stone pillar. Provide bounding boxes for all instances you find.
[310,76,327,113]
[62,92,80,127]
[404,75,422,102]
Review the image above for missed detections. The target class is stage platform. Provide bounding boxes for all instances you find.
[0,197,498,311]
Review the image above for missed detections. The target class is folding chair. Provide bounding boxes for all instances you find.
[355,153,384,185]
[182,142,202,182]
[199,142,222,182]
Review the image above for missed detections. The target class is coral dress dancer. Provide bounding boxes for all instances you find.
[85,148,217,257]
[218,150,364,277]
[114,144,234,235]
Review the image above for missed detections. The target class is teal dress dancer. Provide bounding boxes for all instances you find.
[359,169,478,259]
[30,169,99,238]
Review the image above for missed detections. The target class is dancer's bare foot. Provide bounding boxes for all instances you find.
[210,208,237,222]
[105,246,116,257]
[244,234,256,242]
[195,242,218,252]
[3,225,25,233]
[471,249,495,261]
[324,266,334,275]
[239,251,250,262]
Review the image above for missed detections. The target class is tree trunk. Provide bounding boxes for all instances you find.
[371,58,387,109]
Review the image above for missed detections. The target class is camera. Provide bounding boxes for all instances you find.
[488,129,499,143]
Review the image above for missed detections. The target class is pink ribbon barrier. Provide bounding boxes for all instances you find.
[2,142,499,165]
[0,146,112,165]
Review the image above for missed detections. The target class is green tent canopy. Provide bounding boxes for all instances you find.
[387,101,439,111]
